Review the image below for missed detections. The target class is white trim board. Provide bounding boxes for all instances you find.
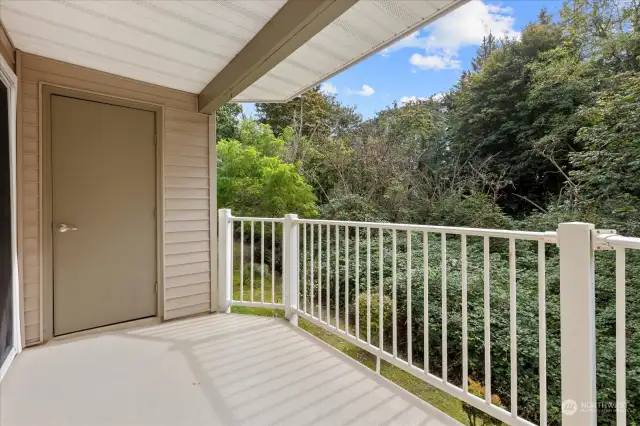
[0,48,20,382]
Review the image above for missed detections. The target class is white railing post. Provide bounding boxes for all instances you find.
[558,222,597,425]
[218,209,232,313]
[284,213,299,325]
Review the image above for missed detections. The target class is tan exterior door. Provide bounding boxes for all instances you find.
[51,95,157,336]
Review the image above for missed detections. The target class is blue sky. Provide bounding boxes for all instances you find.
[243,0,564,119]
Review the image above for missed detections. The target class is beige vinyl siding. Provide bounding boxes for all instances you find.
[16,52,213,345]
[163,109,212,320]
[19,60,40,344]
[160,111,212,319]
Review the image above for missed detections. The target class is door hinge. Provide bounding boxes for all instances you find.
[153,207,157,218]
[154,134,157,146]
[155,282,158,293]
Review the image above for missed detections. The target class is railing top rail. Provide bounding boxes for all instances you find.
[226,212,640,248]
[229,215,285,223]
[595,233,640,250]
[295,217,557,242]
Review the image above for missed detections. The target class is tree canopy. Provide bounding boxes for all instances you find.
[215,102,242,142]
[217,121,317,218]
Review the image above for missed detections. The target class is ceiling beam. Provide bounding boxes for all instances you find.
[198,0,357,114]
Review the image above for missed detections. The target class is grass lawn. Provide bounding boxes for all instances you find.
[297,320,470,424]
[232,239,284,305]
[229,254,470,424]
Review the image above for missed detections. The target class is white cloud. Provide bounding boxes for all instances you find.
[400,96,427,105]
[383,0,520,71]
[399,93,444,105]
[319,82,338,95]
[359,85,375,96]
[410,54,461,70]
[348,84,375,96]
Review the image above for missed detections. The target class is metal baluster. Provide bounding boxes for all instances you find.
[327,225,331,325]
[240,221,244,301]
[311,225,314,317]
[509,237,517,417]
[261,221,265,303]
[345,226,349,334]
[281,222,285,303]
[484,236,491,403]
[424,231,429,375]
[303,223,307,313]
[441,233,447,382]
[616,247,627,426]
[356,226,360,340]
[539,240,547,426]
[250,221,254,302]
[378,228,384,373]
[336,224,340,330]
[367,227,371,345]
[230,219,234,301]
[271,222,275,304]
[392,229,397,359]
[318,224,322,321]
[407,230,412,366]
[462,235,468,392]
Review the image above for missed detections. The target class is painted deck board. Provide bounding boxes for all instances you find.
[1,314,460,426]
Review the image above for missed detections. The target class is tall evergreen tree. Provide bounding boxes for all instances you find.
[471,33,498,73]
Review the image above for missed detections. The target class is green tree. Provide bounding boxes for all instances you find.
[445,16,579,214]
[216,103,243,141]
[217,120,318,218]
[570,72,640,235]
[372,97,446,171]
[561,0,640,72]
[471,33,498,73]
[256,87,361,142]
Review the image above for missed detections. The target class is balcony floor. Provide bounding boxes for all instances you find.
[0,313,460,426]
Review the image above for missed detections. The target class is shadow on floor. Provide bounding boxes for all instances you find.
[0,313,461,426]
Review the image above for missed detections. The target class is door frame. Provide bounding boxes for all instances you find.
[41,84,165,340]
[0,53,19,382]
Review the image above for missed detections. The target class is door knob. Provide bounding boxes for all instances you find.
[56,224,78,233]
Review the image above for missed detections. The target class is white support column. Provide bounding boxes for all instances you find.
[558,222,597,426]
[284,214,299,325]
[218,209,232,313]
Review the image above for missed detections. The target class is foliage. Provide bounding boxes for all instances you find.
[570,72,640,234]
[217,120,317,218]
[445,16,570,215]
[464,379,502,426]
[256,87,361,143]
[215,103,242,141]
[424,192,513,229]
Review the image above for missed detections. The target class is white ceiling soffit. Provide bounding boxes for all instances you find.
[233,0,464,102]
[0,0,287,93]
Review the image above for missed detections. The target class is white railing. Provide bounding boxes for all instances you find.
[218,210,633,426]
[592,231,639,426]
[218,211,287,310]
